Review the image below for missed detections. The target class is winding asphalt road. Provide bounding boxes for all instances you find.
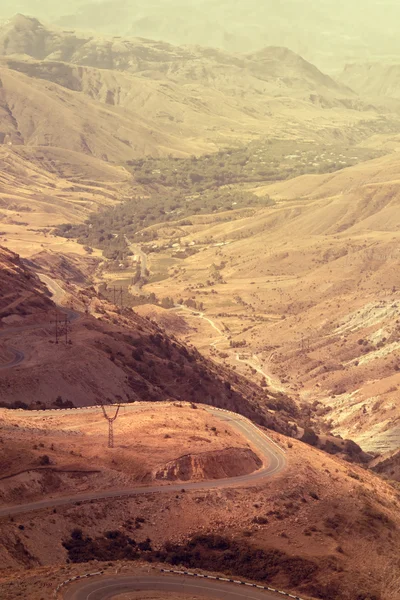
[0,406,286,518]
[64,574,291,600]
[1,276,289,599]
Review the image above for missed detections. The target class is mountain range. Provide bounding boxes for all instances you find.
[2,1,400,72]
[0,9,400,600]
[0,13,391,174]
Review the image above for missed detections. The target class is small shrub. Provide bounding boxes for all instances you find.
[138,538,152,551]
[71,528,83,541]
[105,531,120,539]
[301,428,319,447]
[252,516,269,525]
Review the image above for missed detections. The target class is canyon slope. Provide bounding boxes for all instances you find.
[0,244,298,440]
[140,152,400,454]
[0,14,399,600]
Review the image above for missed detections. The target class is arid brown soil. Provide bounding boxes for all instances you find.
[145,152,400,454]
[0,14,399,600]
[0,403,259,505]
[0,246,53,318]
[0,435,398,600]
[0,244,299,441]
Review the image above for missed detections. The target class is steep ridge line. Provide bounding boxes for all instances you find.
[0,404,287,518]
[0,274,79,370]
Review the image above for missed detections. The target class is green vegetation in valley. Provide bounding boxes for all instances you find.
[56,136,383,258]
[128,137,384,188]
[56,187,271,257]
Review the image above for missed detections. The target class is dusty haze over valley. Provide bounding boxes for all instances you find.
[2,1,400,72]
[0,2,399,600]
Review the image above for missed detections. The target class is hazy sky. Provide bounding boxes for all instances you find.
[2,0,400,71]
[4,0,400,24]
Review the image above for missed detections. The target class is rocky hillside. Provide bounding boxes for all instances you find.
[0,15,352,99]
[371,449,400,482]
[0,244,297,436]
[0,429,399,600]
[137,151,400,454]
[0,63,202,160]
[0,245,53,318]
[0,145,132,227]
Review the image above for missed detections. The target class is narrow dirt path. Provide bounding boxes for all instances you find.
[173,305,286,394]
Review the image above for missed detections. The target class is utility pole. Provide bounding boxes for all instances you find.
[112,286,124,307]
[54,311,59,344]
[52,311,71,345]
[100,402,121,448]
[64,314,69,344]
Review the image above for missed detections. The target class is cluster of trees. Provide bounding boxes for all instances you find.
[63,529,318,589]
[63,528,152,563]
[56,136,381,257]
[155,534,319,589]
[127,137,381,191]
[57,222,128,260]
[179,298,204,311]
[56,187,272,253]
[230,340,247,348]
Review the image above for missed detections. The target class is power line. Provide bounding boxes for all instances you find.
[112,286,124,308]
[64,314,69,344]
[52,311,71,345]
[100,402,121,448]
[52,310,60,344]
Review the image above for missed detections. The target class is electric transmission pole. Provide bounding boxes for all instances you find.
[112,286,124,308]
[100,402,121,448]
[53,311,60,344]
[53,311,71,344]
[64,314,69,344]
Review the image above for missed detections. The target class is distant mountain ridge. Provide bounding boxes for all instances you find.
[3,1,400,72]
[341,62,400,99]
[45,0,400,72]
[0,14,349,95]
[0,14,381,163]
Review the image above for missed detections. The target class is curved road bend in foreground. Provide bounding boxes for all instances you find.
[0,407,287,518]
[64,574,297,600]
